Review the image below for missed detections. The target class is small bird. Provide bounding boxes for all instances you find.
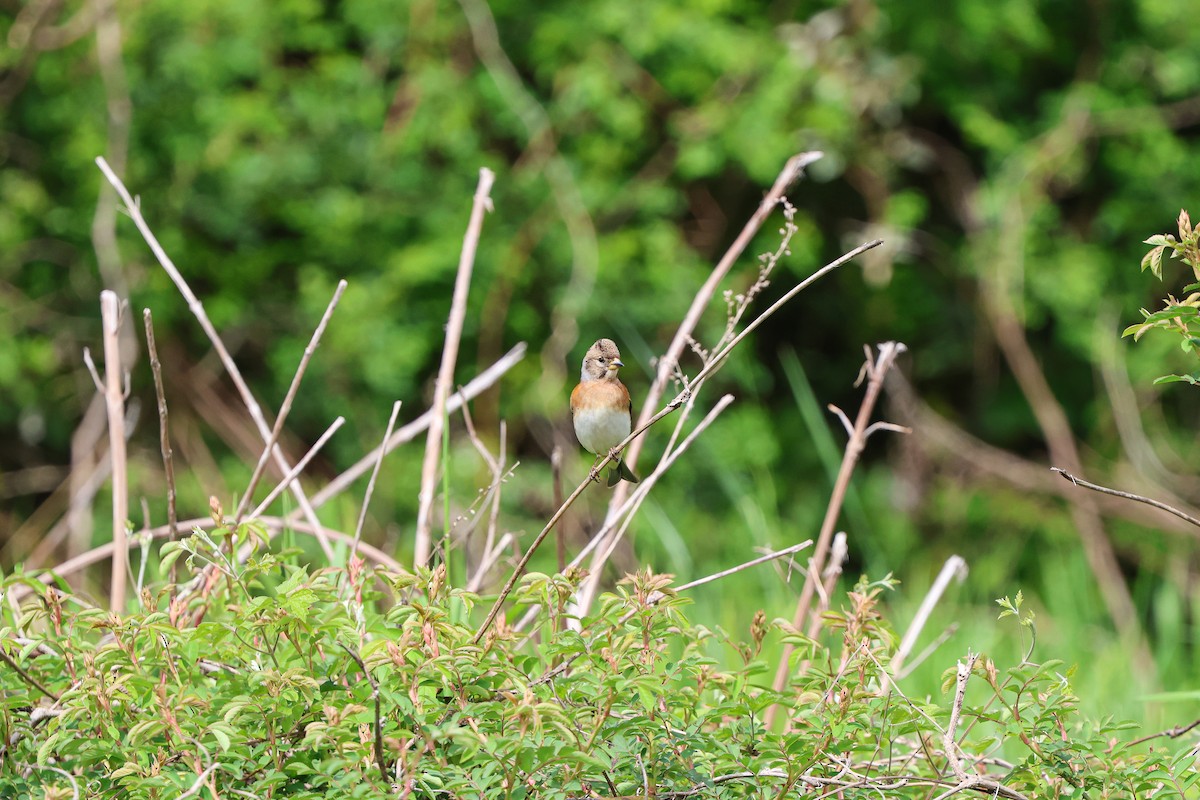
[570,338,640,486]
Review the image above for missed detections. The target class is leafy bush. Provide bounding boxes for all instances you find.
[2,530,1195,797]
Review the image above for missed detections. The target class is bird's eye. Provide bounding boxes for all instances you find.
[597,357,606,364]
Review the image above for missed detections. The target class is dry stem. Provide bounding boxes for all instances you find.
[350,401,403,565]
[766,342,907,725]
[306,343,526,512]
[1051,467,1200,529]
[615,152,823,496]
[233,280,348,547]
[414,167,496,566]
[142,309,179,586]
[893,555,968,672]
[94,157,333,566]
[98,290,127,613]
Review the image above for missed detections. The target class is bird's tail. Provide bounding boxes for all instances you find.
[607,458,640,487]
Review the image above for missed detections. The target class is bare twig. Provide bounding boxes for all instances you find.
[894,555,969,672]
[675,541,812,592]
[94,157,333,573]
[1127,718,1200,748]
[459,400,508,585]
[176,763,219,800]
[98,291,128,613]
[142,309,179,586]
[579,395,737,601]
[233,280,348,549]
[306,343,526,512]
[466,533,515,594]
[766,342,906,724]
[247,417,344,521]
[944,651,980,782]
[516,395,737,634]
[0,646,59,701]
[415,168,496,567]
[550,445,565,574]
[1051,467,1200,529]
[350,401,402,565]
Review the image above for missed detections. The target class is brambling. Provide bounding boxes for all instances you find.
[570,338,640,486]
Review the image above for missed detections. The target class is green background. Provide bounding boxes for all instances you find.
[3,0,1199,725]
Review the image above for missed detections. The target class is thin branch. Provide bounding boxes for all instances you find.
[578,395,737,602]
[766,342,906,725]
[619,152,823,482]
[676,541,812,592]
[518,395,736,634]
[896,623,960,681]
[459,399,506,584]
[1127,718,1200,748]
[415,167,496,567]
[142,309,179,586]
[177,763,219,800]
[350,401,402,565]
[307,342,527,512]
[233,280,348,552]
[944,652,981,783]
[82,347,105,393]
[1051,467,1200,529]
[98,290,128,613]
[472,395,690,644]
[0,646,60,701]
[466,533,515,594]
[247,417,344,520]
[894,555,968,672]
[94,157,333,575]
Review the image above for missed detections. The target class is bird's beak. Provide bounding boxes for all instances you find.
[609,358,624,370]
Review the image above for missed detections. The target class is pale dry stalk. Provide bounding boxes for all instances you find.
[98,290,127,613]
[414,167,496,567]
[765,342,907,726]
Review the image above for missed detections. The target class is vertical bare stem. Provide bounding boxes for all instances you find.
[142,309,179,586]
[766,342,906,726]
[414,167,496,566]
[99,291,127,613]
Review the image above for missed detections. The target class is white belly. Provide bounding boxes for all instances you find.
[573,408,631,455]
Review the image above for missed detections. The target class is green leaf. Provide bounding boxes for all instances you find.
[1150,305,1198,321]
[1141,245,1166,278]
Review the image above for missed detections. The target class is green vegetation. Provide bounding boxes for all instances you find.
[4,0,1200,794]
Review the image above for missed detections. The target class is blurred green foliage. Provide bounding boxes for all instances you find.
[3,0,1200,726]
